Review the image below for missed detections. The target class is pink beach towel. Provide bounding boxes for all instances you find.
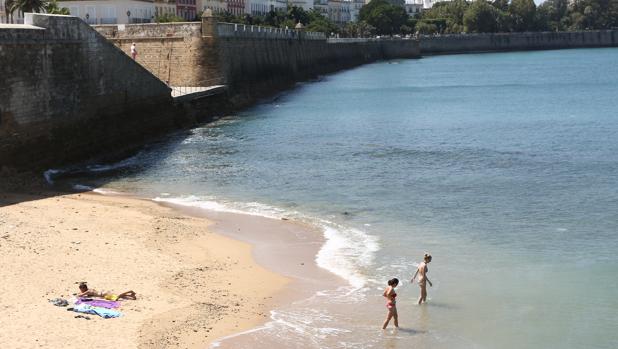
[76,298,120,309]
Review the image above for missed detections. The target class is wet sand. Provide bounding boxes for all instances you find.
[157,203,347,348]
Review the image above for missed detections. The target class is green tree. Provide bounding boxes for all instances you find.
[566,0,618,30]
[420,0,469,33]
[509,0,536,31]
[305,9,339,35]
[287,6,310,26]
[415,21,438,34]
[44,0,69,15]
[154,12,185,23]
[463,0,501,32]
[9,0,45,14]
[341,20,376,37]
[359,0,409,35]
[492,0,509,12]
[306,17,339,35]
[536,0,568,30]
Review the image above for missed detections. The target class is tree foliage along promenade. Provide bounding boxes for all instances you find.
[416,0,618,34]
[358,0,409,35]
[213,0,617,35]
[216,7,340,36]
[4,0,69,22]
[357,0,618,35]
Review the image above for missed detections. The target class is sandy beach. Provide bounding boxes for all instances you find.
[0,187,292,348]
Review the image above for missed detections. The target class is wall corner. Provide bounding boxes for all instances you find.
[201,9,217,39]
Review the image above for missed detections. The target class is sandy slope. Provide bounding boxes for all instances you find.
[0,191,287,349]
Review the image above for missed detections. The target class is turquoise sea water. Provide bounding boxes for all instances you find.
[67,48,618,348]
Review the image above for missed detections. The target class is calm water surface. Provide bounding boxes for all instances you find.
[73,48,618,348]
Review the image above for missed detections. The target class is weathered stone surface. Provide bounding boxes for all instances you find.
[0,14,178,170]
[93,20,421,100]
[419,31,618,54]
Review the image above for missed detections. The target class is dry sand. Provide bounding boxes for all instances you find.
[0,190,289,349]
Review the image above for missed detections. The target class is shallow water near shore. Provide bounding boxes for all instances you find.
[56,48,618,348]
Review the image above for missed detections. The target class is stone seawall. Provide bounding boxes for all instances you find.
[0,14,179,170]
[420,30,618,54]
[94,17,421,103]
[93,22,211,86]
[211,21,420,106]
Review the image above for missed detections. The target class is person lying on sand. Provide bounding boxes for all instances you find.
[76,282,136,301]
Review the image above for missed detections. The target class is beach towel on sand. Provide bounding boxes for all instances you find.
[70,304,122,318]
[76,298,120,309]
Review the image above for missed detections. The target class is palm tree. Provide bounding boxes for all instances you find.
[4,0,15,23]
[9,0,46,17]
[44,0,69,15]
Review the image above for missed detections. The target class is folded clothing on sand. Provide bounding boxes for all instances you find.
[70,304,122,319]
[76,298,120,309]
[49,298,69,307]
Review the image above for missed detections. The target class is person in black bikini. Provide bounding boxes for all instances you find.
[382,278,399,329]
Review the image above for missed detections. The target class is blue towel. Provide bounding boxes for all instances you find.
[72,304,122,318]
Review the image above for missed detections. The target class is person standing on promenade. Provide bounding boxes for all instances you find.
[382,278,399,329]
[411,253,433,304]
[130,43,137,60]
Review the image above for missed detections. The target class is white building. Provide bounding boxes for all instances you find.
[422,0,443,9]
[404,0,422,14]
[313,0,328,17]
[154,0,176,18]
[201,0,227,14]
[247,0,286,16]
[60,0,156,24]
[314,0,364,25]
[0,0,6,23]
[349,0,364,22]
[289,0,313,11]
[327,0,351,25]
[247,0,269,16]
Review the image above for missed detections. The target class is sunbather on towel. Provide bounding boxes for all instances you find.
[77,282,136,301]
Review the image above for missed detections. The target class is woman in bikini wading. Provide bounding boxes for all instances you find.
[382,278,399,329]
[411,253,432,304]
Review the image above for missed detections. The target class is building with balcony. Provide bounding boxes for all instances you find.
[349,0,364,22]
[60,0,156,24]
[314,0,365,25]
[225,0,245,16]
[246,0,286,16]
[176,0,196,20]
[154,0,176,17]
[326,0,351,26]
[201,0,227,14]
[313,0,326,15]
[404,0,422,15]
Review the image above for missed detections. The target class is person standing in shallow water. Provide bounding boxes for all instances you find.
[411,253,433,304]
[382,278,399,329]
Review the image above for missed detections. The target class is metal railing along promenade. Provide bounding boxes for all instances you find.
[216,22,326,40]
